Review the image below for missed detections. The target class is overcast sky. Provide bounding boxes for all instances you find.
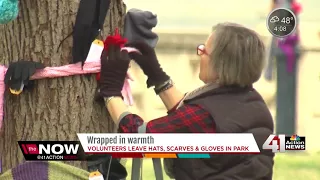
[125,0,319,30]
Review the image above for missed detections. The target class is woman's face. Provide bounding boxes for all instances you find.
[198,33,218,84]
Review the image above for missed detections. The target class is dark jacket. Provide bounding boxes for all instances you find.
[171,84,274,180]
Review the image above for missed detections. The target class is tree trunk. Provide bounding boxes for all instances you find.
[0,0,126,172]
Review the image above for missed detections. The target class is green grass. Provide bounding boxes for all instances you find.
[123,152,320,180]
[273,152,320,180]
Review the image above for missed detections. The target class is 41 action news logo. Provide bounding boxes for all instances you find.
[18,141,86,160]
[262,134,305,153]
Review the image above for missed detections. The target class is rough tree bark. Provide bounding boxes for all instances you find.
[0,0,126,172]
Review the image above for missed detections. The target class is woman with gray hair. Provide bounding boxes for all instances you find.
[98,23,274,180]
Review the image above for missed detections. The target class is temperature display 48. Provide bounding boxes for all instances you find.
[267,8,297,38]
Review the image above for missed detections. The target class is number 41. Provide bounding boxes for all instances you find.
[262,134,286,153]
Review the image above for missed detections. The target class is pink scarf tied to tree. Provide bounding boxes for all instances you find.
[0,28,138,131]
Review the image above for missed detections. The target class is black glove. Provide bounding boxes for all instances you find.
[4,61,45,94]
[87,154,127,180]
[99,45,130,98]
[125,41,170,88]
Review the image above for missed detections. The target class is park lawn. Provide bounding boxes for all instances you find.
[125,152,320,180]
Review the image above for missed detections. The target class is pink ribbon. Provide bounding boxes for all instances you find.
[277,34,299,73]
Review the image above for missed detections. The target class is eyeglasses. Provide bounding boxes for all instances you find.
[197,44,208,56]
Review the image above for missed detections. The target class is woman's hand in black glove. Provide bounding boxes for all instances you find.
[4,61,45,94]
[125,41,170,88]
[99,45,130,98]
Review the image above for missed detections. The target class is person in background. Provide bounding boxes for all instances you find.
[99,22,275,180]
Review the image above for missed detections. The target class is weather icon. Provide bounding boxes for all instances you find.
[270,16,280,23]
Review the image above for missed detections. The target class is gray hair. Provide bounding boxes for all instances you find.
[209,23,266,87]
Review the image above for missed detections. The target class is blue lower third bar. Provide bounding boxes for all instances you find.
[177,154,210,158]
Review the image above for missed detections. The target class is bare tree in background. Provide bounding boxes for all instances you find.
[0,0,126,171]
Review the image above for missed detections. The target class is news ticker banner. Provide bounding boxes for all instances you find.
[18,133,259,160]
[18,134,306,160]
[78,133,260,158]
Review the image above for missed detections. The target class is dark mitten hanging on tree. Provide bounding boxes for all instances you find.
[72,0,111,65]
[4,61,45,95]
[87,154,127,180]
